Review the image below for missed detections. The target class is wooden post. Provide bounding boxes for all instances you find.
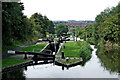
[44,60,48,63]
[35,60,38,64]
[61,51,65,59]
[67,66,69,70]
[62,66,64,70]
[25,66,27,71]
[24,54,27,59]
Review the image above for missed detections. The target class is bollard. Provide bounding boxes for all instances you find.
[66,57,69,61]
[62,66,64,70]
[63,46,65,49]
[61,51,65,59]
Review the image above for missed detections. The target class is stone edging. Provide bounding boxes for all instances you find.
[55,60,82,67]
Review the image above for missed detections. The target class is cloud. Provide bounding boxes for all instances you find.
[21,0,120,21]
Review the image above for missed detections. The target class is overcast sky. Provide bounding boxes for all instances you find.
[21,0,120,21]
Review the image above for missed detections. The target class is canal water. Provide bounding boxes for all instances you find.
[22,45,118,78]
[2,42,119,78]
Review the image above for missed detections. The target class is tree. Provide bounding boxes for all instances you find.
[55,24,68,37]
[30,13,55,38]
[47,21,55,34]
[2,2,25,45]
[98,13,120,47]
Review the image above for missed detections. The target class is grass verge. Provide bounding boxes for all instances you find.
[2,58,27,68]
[20,43,47,52]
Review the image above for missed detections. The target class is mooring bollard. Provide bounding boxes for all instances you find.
[66,57,69,61]
[63,46,65,49]
[61,51,65,59]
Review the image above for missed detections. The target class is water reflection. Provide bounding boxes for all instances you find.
[2,68,26,80]
[96,47,120,74]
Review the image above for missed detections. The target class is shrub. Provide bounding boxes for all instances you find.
[77,41,93,61]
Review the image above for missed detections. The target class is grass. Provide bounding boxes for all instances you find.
[20,43,47,52]
[53,38,59,41]
[69,40,74,41]
[2,43,47,68]
[59,41,93,64]
[2,58,27,68]
[60,42,80,57]
[67,37,73,39]
[58,42,82,64]
[2,37,39,53]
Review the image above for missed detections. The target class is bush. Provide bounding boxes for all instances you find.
[87,37,95,45]
[77,41,93,61]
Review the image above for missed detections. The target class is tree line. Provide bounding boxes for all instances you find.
[75,2,120,48]
[2,2,55,46]
[2,2,69,52]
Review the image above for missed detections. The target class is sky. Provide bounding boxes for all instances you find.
[21,0,120,21]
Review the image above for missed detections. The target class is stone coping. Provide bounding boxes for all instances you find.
[55,59,83,67]
[55,61,82,67]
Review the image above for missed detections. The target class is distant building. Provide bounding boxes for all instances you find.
[63,22,92,27]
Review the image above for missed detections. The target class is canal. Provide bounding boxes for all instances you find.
[2,42,120,79]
